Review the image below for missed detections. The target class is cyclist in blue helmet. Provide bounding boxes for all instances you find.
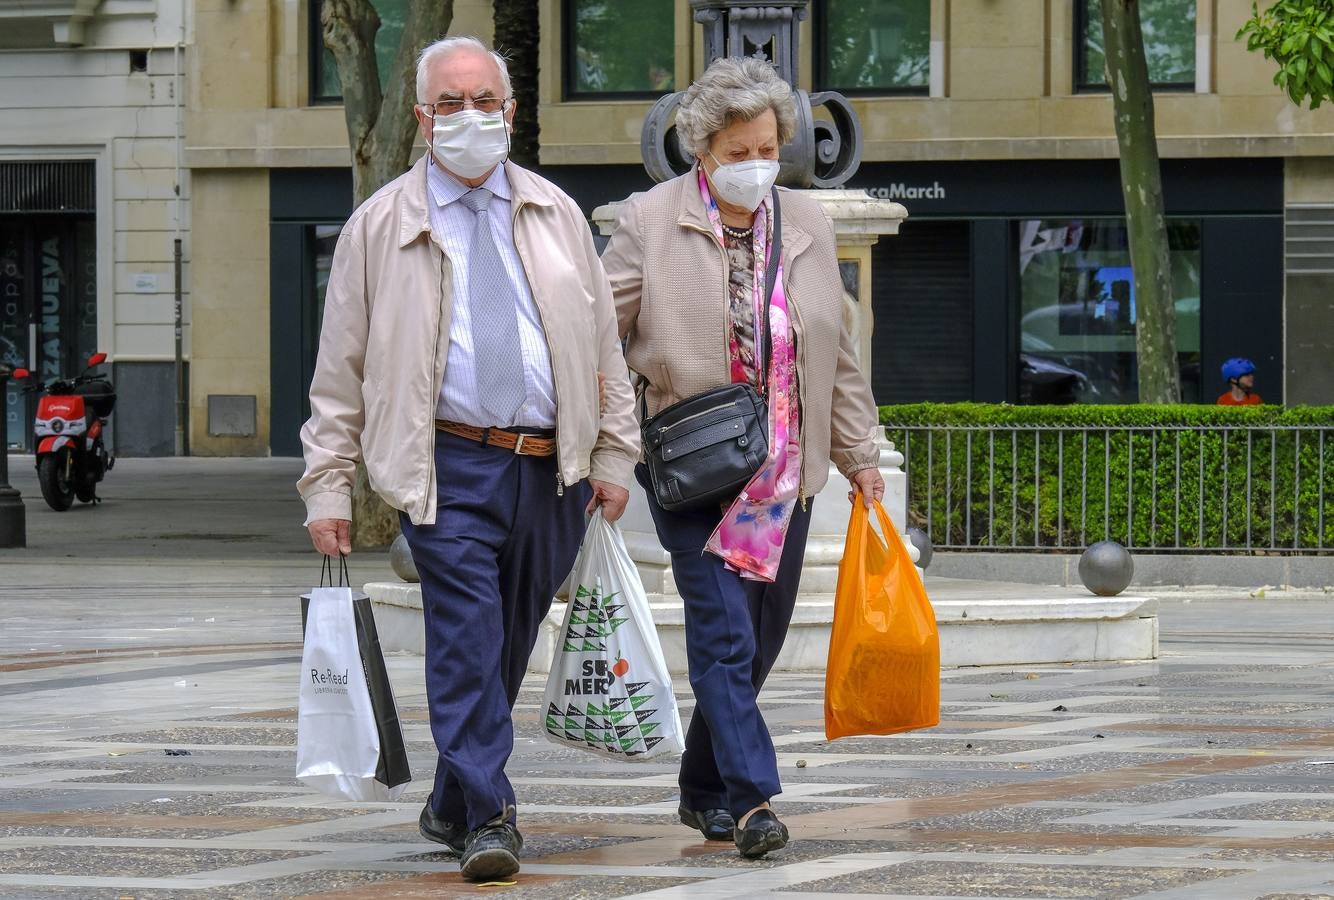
[1217,357,1261,406]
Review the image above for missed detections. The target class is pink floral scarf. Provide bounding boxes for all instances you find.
[699,169,803,583]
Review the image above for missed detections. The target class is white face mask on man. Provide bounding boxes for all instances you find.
[706,153,780,213]
[431,109,510,180]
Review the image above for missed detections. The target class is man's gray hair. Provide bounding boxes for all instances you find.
[675,57,796,159]
[415,36,513,105]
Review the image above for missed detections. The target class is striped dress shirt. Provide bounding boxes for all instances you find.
[427,158,557,429]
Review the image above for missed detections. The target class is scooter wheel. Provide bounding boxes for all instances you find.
[38,453,75,512]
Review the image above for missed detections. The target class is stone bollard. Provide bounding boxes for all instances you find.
[1079,541,1134,596]
[389,533,419,583]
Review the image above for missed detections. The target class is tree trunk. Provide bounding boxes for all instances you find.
[493,0,540,167]
[322,0,456,206]
[1101,0,1180,403]
[321,0,454,547]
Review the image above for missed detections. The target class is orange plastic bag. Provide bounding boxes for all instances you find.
[824,497,940,740]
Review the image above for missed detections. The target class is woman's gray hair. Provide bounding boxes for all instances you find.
[416,36,513,105]
[675,57,796,159]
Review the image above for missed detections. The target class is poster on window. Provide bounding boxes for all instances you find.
[1,232,25,451]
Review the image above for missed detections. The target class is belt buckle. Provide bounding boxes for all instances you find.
[513,433,526,455]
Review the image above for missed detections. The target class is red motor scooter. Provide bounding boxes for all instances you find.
[13,352,116,511]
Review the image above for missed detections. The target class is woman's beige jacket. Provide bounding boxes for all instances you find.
[600,170,880,497]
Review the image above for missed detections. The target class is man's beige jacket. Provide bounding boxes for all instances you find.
[600,170,880,497]
[297,156,640,526]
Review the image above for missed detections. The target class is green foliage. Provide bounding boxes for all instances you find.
[881,404,1334,552]
[824,0,931,90]
[1083,0,1197,86]
[319,0,407,99]
[1237,0,1334,108]
[570,0,675,94]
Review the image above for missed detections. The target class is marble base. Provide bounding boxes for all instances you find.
[367,580,431,657]
[368,433,1157,672]
[368,581,1159,672]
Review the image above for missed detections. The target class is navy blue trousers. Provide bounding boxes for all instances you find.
[636,465,812,820]
[401,431,590,832]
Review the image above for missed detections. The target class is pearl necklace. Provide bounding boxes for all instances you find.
[722,223,753,240]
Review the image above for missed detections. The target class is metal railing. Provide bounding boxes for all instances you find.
[887,425,1333,553]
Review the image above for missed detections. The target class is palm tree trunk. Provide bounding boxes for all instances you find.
[493,0,541,167]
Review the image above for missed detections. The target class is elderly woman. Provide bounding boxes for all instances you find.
[601,57,883,859]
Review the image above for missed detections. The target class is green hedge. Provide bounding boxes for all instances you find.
[880,404,1334,552]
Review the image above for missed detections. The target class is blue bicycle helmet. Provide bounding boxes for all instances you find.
[1221,357,1256,382]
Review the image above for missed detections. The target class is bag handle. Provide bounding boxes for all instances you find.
[869,497,897,548]
[848,494,896,580]
[318,554,351,588]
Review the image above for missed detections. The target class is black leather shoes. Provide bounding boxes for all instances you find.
[734,809,789,859]
[460,816,523,882]
[418,802,466,855]
[678,805,736,841]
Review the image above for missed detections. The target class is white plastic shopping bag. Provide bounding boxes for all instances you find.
[543,511,685,759]
[296,585,408,801]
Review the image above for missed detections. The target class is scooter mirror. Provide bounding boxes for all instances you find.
[12,368,29,379]
[87,352,107,367]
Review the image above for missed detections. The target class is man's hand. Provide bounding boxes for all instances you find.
[587,479,630,523]
[848,468,885,508]
[308,518,352,556]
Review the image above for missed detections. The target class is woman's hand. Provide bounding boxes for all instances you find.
[848,468,884,508]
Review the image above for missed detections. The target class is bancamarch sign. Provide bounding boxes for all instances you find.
[864,182,947,201]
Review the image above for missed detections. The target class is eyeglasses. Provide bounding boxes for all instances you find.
[425,96,513,117]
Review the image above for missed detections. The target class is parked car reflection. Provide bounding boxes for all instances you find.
[1019,353,1093,404]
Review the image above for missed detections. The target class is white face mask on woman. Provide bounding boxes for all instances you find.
[432,109,510,179]
[707,153,780,212]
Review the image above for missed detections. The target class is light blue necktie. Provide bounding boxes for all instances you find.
[458,187,525,425]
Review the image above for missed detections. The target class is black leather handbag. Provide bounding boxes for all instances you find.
[640,189,782,513]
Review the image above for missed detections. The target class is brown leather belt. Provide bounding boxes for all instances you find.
[435,420,557,457]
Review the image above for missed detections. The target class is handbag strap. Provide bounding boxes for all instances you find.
[638,186,784,420]
[759,186,782,394]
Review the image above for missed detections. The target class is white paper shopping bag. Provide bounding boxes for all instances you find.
[296,586,407,801]
[542,511,685,760]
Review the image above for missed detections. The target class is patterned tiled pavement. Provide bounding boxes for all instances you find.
[4,583,1334,899]
[3,460,1333,898]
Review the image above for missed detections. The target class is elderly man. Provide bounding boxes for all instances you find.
[298,36,638,882]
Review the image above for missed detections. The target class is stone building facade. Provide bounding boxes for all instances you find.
[2,0,190,455]
[79,0,1334,455]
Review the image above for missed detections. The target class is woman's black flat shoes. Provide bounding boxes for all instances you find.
[734,809,789,859]
[678,806,735,841]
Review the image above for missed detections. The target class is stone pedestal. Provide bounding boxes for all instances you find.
[365,184,1159,671]
[367,580,1160,673]
[364,427,1159,672]
[592,188,906,379]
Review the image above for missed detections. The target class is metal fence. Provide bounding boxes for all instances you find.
[887,425,1333,553]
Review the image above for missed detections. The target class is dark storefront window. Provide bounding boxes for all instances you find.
[816,0,930,93]
[871,220,974,404]
[270,168,354,456]
[1018,218,1202,404]
[310,0,408,103]
[564,0,675,98]
[1,220,98,450]
[1077,0,1195,90]
[310,224,340,337]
